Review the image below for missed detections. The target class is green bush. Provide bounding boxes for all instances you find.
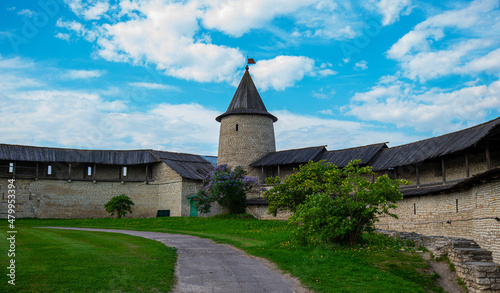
[104,194,134,218]
[266,160,408,245]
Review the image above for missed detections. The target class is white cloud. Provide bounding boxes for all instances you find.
[0,89,126,147]
[387,29,442,60]
[0,86,220,154]
[347,76,500,134]
[365,0,412,26]
[0,73,42,92]
[55,32,71,41]
[129,82,179,91]
[250,56,315,91]
[77,1,246,83]
[318,69,337,76]
[0,56,35,69]
[0,56,220,154]
[462,47,500,74]
[400,39,491,82]
[273,110,423,150]
[202,0,315,37]
[318,109,333,115]
[55,0,374,85]
[65,69,103,80]
[313,92,328,99]
[354,60,368,71]
[56,19,97,42]
[293,2,361,40]
[18,9,35,18]
[387,0,500,81]
[389,0,498,59]
[64,0,110,20]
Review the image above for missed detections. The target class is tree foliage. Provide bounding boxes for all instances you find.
[195,164,256,215]
[104,194,134,218]
[264,160,408,245]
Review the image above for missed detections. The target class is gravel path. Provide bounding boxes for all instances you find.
[42,227,303,293]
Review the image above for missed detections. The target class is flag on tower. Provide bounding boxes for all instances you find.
[247,58,256,64]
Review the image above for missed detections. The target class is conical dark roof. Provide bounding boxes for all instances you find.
[216,69,277,122]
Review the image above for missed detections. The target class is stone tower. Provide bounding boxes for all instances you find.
[216,66,277,175]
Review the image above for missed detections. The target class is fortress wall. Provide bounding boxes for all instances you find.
[0,177,158,218]
[376,178,500,263]
[0,162,194,219]
[153,162,184,217]
[387,152,491,186]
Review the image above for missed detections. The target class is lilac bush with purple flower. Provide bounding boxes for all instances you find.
[195,164,257,214]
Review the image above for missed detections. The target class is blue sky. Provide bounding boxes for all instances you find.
[1,0,499,156]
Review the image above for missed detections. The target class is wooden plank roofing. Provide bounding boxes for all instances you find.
[320,143,387,167]
[0,144,213,181]
[151,151,213,181]
[369,117,500,171]
[249,146,326,167]
[0,144,157,164]
[249,143,387,168]
[400,166,500,197]
[249,117,500,170]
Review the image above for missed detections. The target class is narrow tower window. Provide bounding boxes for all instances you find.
[8,162,14,173]
[87,166,92,176]
[47,165,52,175]
[236,124,239,131]
[456,199,459,212]
[122,166,127,177]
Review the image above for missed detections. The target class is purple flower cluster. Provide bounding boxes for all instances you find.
[196,164,256,214]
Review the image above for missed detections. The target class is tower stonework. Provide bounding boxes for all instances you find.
[216,67,277,177]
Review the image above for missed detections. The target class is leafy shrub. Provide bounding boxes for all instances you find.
[265,160,408,245]
[104,194,134,218]
[264,176,281,185]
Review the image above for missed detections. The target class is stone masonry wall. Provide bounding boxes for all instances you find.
[246,205,291,220]
[152,162,185,217]
[0,162,192,218]
[0,178,158,218]
[376,178,500,263]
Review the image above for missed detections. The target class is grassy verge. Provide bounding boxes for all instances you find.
[14,217,443,292]
[0,227,176,292]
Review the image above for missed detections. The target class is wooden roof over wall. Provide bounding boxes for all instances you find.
[151,151,213,181]
[0,144,213,181]
[320,143,387,167]
[400,166,500,197]
[249,146,326,167]
[369,117,500,171]
[250,117,500,170]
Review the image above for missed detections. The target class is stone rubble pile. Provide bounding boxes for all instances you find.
[378,230,500,293]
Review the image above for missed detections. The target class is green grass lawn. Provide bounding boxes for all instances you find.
[0,227,176,292]
[9,217,444,293]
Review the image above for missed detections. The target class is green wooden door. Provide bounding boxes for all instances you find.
[189,198,198,217]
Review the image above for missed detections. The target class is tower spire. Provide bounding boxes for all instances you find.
[215,68,277,122]
[216,62,277,174]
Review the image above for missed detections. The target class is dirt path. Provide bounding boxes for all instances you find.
[42,227,310,293]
